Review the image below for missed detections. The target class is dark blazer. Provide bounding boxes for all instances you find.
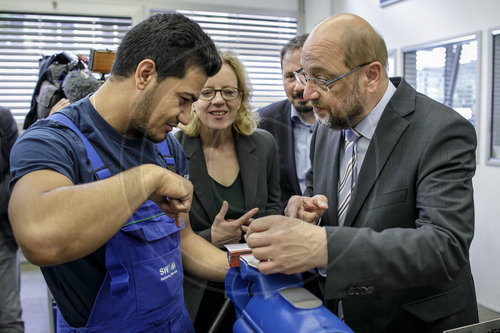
[258,99,302,209]
[0,106,19,250]
[306,78,478,333]
[175,128,281,320]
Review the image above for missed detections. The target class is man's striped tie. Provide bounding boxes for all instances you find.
[336,128,361,321]
[337,128,361,226]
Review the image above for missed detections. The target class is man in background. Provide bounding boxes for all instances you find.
[258,34,316,209]
[0,106,23,332]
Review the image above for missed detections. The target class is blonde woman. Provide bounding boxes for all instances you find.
[175,51,281,331]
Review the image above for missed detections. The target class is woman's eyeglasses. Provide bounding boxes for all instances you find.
[198,87,241,101]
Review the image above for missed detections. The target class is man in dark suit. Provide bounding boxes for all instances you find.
[258,34,316,209]
[246,13,478,333]
[0,106,23,332]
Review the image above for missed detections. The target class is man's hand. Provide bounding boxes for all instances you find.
[245,215,327,275]
[147,166,194,227]
[211,201,258,248]
[284,195,328,224]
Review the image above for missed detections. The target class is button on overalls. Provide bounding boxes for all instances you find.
[51,113,194,333]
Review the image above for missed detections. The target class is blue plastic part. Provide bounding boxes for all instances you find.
[225,260,354,333]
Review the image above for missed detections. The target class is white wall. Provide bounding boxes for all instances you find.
[331,0,500,313]
[303,0,333,32]
[1,0,145,24]
[0,0,298,24]
[2,0,499,313]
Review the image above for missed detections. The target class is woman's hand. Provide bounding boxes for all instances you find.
[211,201,258,248]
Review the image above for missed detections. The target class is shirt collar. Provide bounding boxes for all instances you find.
[354,80,397,140]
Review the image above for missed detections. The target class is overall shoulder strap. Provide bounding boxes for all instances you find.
[51,113,129,298]
[156,139,175,171]
[49,113,111,180]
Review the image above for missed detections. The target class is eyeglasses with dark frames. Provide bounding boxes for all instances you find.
[198,87,241,101]
[293,62,372,92]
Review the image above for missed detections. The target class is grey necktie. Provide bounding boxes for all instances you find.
[337,128,361,226]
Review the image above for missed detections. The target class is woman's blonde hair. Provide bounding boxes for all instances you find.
[179,50,258,136]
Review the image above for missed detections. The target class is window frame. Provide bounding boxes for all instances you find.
[401,32,481,129]
[387,48,397,77]
[488,28,500,166]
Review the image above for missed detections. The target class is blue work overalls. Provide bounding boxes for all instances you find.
[51,113,194,333]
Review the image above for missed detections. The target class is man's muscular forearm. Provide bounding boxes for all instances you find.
[9,164,192,266]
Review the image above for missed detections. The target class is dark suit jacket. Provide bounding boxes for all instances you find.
[258,99,302,209]
[306,78,478,333]
[0,106,19,250]
[175,128,281,321]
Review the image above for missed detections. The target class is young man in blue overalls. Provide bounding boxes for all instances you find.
[9,13,229,332]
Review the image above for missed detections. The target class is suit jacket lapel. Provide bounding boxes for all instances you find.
[283,102,301,195]
[327,130,343,226]
[182,135,218,218]
[344,78,413,227]
[235,132,258,210]
[312,126,343,226]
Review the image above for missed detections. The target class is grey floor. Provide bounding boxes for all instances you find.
[20,262,50,333]
[19,261,500,333]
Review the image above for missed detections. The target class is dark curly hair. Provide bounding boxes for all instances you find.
[111,13,221,82]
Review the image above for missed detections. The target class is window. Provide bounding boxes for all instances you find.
[152,9,297,110]
[403,34,479,126]
[490,30,500,162]
[0,12,131,124]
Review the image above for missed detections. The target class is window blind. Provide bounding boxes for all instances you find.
[0,12,131,124]
[491,33,500,159]
[153,9,298,110]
